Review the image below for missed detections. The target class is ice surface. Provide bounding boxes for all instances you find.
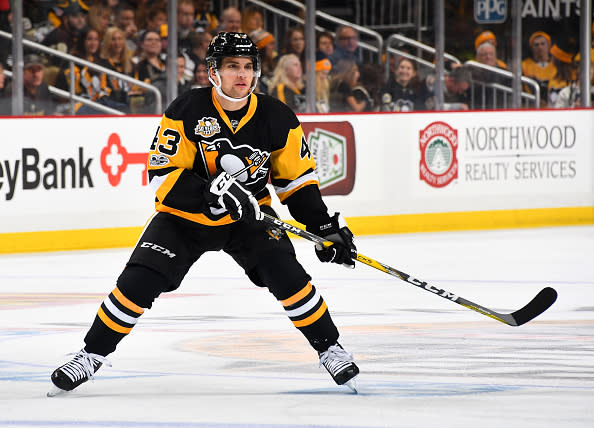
[1,226,593,427]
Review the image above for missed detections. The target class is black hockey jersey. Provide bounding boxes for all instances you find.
[147,87,327,227]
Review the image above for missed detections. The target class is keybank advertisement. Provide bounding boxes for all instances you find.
[0,117,157,232]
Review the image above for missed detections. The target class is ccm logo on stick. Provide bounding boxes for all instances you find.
[141,242,176,258]
[406,276,458,301]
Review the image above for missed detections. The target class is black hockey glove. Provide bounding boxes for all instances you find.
[204,171,261,222]
[307,213,357,269]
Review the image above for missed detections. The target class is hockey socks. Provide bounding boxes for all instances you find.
[280,282,339,352]
[84,286,144,356]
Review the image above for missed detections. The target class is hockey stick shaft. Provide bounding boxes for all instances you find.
[261,213,557,327]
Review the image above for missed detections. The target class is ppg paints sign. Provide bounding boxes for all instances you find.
[475,0,507,23]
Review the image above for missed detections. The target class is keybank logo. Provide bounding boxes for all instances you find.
[100,133,148,186]
[0,147,93,201]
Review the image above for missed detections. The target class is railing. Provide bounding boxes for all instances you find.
[354,0,431,35]
[464,60,540,109]
[0,30,162,115]
[2,69,124,115]
[246,0,384,64]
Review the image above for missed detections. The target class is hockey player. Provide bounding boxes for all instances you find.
[48,32,359,396]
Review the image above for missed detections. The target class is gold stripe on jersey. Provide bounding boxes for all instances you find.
[211,89,258,134]
[155,194,273,226]
[155,203,235,226]
[274,171,319,202]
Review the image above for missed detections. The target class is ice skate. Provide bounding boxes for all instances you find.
[47,349,111,397]
[319,343,359,393]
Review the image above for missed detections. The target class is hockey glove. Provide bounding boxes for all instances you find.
[204,171,261,222]
[307,213,357,269]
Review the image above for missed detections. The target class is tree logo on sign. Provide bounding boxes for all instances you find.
[419,122,458,188]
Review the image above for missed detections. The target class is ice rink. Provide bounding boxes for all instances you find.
[1,225,593,428]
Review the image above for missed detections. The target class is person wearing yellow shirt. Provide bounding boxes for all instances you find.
[522,31,557,108]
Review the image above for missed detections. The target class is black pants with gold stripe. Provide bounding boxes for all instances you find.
[84,208,340,356]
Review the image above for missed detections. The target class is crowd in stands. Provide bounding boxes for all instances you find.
[0,0,592,116]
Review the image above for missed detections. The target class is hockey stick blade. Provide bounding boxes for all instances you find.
[260,213,558,326]
[505,286,557,326]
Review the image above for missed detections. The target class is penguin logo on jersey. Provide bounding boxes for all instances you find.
[201,138,270,186]
[194,117,221,137]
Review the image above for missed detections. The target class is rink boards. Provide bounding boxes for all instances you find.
[0,108,592,253]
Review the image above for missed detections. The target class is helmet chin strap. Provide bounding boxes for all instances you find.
[209,69,260,103]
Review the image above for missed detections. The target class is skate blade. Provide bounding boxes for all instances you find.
[47,385,67,397]
[344,378,358,394]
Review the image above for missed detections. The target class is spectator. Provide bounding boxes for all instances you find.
[423,66,471,110]
[178,0,196,53]
[142,4,167,33]
[522,31,556,108]
[42,1,87,55]
[241,5,263,34]
[215,7,241,34]
[96,27,134,111]
[186,30,212,73]
[131,30,166,113]
[269,53,306,113]
[316,31,334,59]
[177,53,192,95]
[352,63,382,111]
[249,29,277,94]
[474,31,507,69]
[280,27,306,72]
[191,58,210,88]
[475,41,506,70]
[329,59,365,112]
[314,55,332,113]
[547,39,577,107]
[0,6,10,66]
[473,33,509,109]
[193,0,218,33]
[380,57,425,112]
[555,49,594,108]
[113,2,138,54]
[55,27,102,104]
[3,54,57,115]
[330,25,362,66]
[87,3,112,41]
[0,62,11,115]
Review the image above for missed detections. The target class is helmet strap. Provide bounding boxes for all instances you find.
[209,69,260,103]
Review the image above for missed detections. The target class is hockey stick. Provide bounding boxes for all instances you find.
[261,212,557,327]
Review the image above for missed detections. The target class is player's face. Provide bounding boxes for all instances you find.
[215,57,255,98]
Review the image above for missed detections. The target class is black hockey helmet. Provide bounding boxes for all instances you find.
[206,32,260,74]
